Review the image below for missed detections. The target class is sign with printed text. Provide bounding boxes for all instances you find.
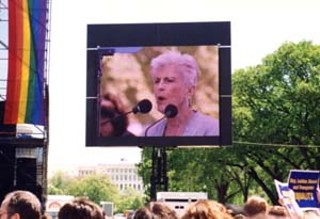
[288,169,320,208]
[274,179,298,215]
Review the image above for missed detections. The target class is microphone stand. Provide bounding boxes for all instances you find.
[144,116,166,136]
[150,146,168,201]
[145,104,177,136]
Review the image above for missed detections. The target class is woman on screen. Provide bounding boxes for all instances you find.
[145,51,219,136]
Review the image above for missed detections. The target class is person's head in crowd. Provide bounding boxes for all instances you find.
[225,203,246,218]
[41,212,52,219]
[126,211,135,219]
[267,205,290,219]
[133,201,178,219]
[233,214,246,219]
[243,195,269,218]
[99,92,132,137]
[58,197,104,219]
[132,207,153,219]
[146,51,219,136]
[180,199,233,219]
[302,210,320,219]
[0,190,42,219]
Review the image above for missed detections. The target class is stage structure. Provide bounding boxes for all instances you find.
[0,0,51,204]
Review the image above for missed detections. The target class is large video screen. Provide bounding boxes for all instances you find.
[86,22,231,147]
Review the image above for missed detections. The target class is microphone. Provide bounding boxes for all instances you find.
[100,99,152,126]
[144,104,178,136]
[132,99,152,114]
[164,104,178,118]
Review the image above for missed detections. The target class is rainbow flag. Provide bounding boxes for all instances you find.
[4,0,48,125]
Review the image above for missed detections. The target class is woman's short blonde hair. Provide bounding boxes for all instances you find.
[181,199,233,219]
[243,195,269,217]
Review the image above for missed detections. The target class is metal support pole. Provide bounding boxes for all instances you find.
[150,147,168,201]
[150,147,157,201]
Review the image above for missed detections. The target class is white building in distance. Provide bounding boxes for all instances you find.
[77,162,144,194]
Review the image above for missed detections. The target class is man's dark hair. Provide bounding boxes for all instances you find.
[58,197,104,219]
[4,190,42,219]
[133,202,178,219]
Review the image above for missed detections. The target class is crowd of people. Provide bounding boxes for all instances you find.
[1,190,319,219]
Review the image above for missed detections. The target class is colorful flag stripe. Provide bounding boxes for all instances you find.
[5,0,47,125]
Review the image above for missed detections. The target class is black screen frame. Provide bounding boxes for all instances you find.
[86,22,232,147]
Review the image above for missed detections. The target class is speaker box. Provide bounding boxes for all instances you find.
[16,158,37,186]
[0,101,16,137]
[0,145,15,202]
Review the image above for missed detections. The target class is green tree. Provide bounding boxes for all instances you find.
[66,174,119,204]
[115,188,144,213]
[167,147,254,204]
[48,170,75,195]
[233,41,320,147]
[232,41,320,203]
[48,172,120,204]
